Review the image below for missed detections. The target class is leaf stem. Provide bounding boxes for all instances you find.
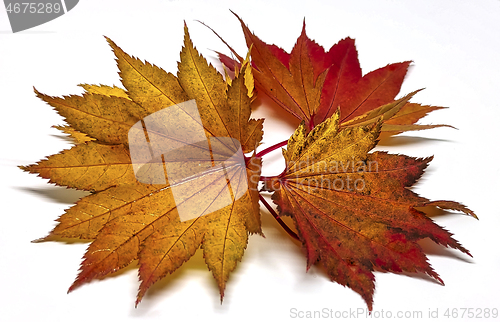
[259,194,299,241]
[255,139,288,158]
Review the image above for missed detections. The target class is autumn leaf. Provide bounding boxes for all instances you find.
[52,125,95,144]
[215,12,449,132]
[262,111,476,310]
[20,16,476,312]
[21,24,263,304]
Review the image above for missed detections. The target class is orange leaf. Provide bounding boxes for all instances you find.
[264,112,476,310]
[22,24,263,305]
[20,16,475,312]
[216,12,449,133]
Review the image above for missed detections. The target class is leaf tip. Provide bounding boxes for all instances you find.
[33,86,43,98]
[104,35,115,48]
[229,9,240,20]
[31,231,61,243]
[135,296,143,308]
[67,283,76,294]
[31,236,48,243]
[68,275,88,294]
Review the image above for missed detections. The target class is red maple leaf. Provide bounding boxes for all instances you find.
[213,12,447,133]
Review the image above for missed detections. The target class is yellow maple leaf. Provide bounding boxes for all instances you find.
[21,24,263,304]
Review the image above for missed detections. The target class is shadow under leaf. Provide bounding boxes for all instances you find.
[16,186,90,204]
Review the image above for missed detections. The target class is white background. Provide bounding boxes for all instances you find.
[1,1,499,321]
